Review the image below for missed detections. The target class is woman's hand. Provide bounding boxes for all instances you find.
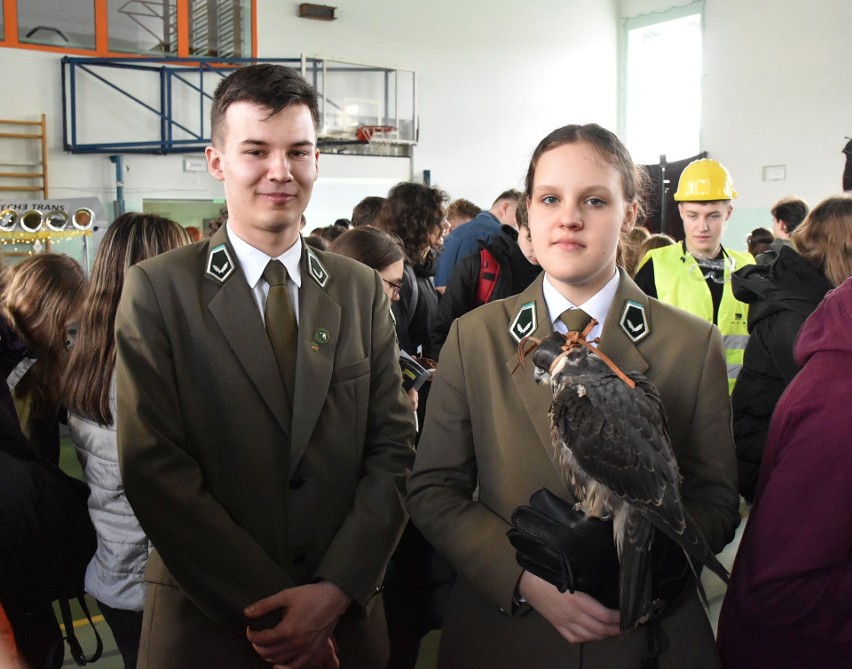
[518,570,621,644]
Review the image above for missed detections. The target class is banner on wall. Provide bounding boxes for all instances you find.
[0,198,105,268]
[0,197,105,235]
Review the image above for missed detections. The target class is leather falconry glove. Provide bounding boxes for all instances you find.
[508,487,620,609]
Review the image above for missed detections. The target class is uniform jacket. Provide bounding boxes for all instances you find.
[730,245,833,501]
[407,270,739,668]
[68,376,151,611]
[718,277,852,668]
[115,225,416,668]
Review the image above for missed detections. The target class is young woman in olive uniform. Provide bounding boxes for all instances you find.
[407,124,739,668]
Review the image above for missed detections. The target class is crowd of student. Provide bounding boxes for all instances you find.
[0,215,191,668]
[0,63,849,669]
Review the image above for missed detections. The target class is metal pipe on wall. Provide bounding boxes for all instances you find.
[109,154,125,216]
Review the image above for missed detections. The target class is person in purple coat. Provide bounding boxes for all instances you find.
[717,271,852,669]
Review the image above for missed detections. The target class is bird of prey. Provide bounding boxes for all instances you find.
[526,329,729,632]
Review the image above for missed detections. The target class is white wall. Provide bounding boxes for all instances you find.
[2,0,849,244]
[0,50,226,219]
[0,0,620,229]
[620,0,852,249]
[702,0,852,248]
[257,0,620,210]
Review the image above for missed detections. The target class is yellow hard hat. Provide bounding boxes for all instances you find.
[674,158,738,201]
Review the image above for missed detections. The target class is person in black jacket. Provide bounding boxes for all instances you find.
[0,399,96,669]
[431,205,541,358]
[731,193,852,502]
[376,181,448,362]
[372,184,450,668]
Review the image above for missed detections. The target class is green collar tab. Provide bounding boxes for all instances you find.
[620,299,650,343]
[509,301,537,343]
[307,247,330,288]
[206,244,236,284]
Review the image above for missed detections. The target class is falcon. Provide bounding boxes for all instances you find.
[525,328,729,632]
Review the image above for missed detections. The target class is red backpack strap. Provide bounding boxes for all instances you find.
[475,248,501,306]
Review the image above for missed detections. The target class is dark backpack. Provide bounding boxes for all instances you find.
[0,404,102,666]
[475,248,501,306]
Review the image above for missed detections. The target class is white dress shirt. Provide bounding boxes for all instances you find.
[226,224,303,324]
[541,269,621,346]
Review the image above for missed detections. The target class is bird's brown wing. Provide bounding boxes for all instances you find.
[550,369,685,531]
[551,367,728,582]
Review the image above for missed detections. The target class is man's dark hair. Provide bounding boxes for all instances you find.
[493,189,523,207]
[351,196,386,227]
[771,196,809,233]
[447,198,481,220]
[210,64,320,145]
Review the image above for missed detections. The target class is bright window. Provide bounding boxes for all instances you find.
[17,0,96,50]
[623,3,703,164]
[108,0,179,56]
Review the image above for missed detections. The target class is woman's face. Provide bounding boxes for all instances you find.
[379,259,405,301]
[527,141,636,304]
[428,215,450,251]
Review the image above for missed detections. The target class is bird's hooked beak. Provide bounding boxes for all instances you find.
[531,332,570,385]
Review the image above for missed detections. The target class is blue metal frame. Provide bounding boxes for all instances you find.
[62,57,301,154]
[62,56,416,155]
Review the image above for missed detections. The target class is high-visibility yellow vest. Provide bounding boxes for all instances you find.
[640,243,754,394]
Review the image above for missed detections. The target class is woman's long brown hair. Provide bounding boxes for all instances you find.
[63,213,191,425]
[2,253,87,419]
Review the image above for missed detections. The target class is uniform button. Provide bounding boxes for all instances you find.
[289,476,305,489]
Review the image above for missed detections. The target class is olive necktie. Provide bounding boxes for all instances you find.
[263,259,297,403]
[560,308,592,334]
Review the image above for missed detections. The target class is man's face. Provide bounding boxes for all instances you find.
[772,216,788,239]
[679,201,732,257]
[206,101,319,243]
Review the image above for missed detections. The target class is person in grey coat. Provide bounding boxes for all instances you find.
[63,213,190,669]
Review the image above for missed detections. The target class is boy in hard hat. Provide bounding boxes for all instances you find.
[634,158,754,393]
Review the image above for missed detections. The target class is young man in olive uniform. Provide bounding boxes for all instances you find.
[116,64,415,669]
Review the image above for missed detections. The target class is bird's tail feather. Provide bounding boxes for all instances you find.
[681,525,730,586]
[685,551,710,607]
[654,516,730,587]
[619,519,654,633]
